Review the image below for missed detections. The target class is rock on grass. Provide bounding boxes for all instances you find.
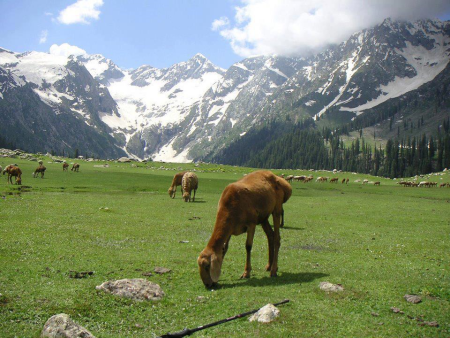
[319,282,344,292]
[42,313,95,338]
[96,278,165,301]
[249,304,280,323]
[404,294,422,304]
[154,267,172,274]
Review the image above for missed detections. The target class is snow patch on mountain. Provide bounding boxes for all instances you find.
[342,35,450,113]
[106,70,223,131]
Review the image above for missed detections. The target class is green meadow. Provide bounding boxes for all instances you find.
[0,157,449,337]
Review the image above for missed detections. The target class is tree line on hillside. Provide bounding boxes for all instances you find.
[212,119,450,178]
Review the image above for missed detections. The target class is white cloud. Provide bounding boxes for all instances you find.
[39,30,48,44]
[49,43,87,57]
[215,0,450,58]
[57,0,104,25]
[212,16,230,31]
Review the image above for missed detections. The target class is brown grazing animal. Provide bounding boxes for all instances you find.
[63,162,69,171]
[168,171,187,198]
[330,177,338,183]
[285,175,294,183]
[33,165,46,178]
[374,181,380,186]
[3,165,22,185]
[303,176,313,183]
[181,172,198,202]
[71,163,80,172]
[197,170,292,288]
[341,178,346,184]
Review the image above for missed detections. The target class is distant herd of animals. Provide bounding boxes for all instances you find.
[1,160,449,287]
[1,161,80,185]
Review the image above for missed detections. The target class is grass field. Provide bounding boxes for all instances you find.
[0,157,449,337]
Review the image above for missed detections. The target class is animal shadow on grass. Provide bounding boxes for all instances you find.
[217,272,328,289]
[281,226,305,231]
[191,198,206,203]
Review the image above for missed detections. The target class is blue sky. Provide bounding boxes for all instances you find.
[1,0,450,70]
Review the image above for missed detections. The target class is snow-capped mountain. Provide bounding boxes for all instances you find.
[264,19,450,122]
[0,18,449,161]
[0,48,125,158]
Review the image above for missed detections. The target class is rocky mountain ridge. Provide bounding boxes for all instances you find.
[0,18,448,161]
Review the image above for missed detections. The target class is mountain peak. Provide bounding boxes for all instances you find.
[192,53,207,60]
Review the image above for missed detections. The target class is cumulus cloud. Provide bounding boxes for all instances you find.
[212,16,230,31]
[215,0,450,58]
[39,30,48,44]
[49,43,87,57]
[57,0,104,25]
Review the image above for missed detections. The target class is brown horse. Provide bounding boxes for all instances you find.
[3,165,22,185]
[34,165,46,178]
[63,162,69,171]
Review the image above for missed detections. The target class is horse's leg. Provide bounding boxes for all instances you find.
[261,219,274,271]
[241,224,256,279]
[270,212,282,277]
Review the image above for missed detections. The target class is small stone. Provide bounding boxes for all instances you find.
[319,282,344,292]
[96,278,164,301]
[42,313,95,338]
[142,272,153,277]
[371,312,379,317]
[154,267,172,274]
[404,294,422,304]
[249,304,280,323]
[418,321,439,327]
[196,296,207,302]
[390,307,404,314]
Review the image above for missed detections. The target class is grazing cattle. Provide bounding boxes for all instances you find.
[346,178,349,184]
[3,165,22,185]
[71,163,80,172]
[168,171,187,199]
[181,172,198,202]
[374,181,380,186]
[33,165,46,178]
[303,176,313,183]
[63,162,69,171]
[197,171,292,287]
[316,176,328,183]
[362,179,369,184]
[294,175,306,182]
[285,175,294,183]
[330,177,338,183]
[341,178,346,184]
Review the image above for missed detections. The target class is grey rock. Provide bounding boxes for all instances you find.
[96,278,164,301]
[154,267,172,274]
[41,313,95,338]
[319,281,344,292]
[404,294,422,304]
[249,304,280,323]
